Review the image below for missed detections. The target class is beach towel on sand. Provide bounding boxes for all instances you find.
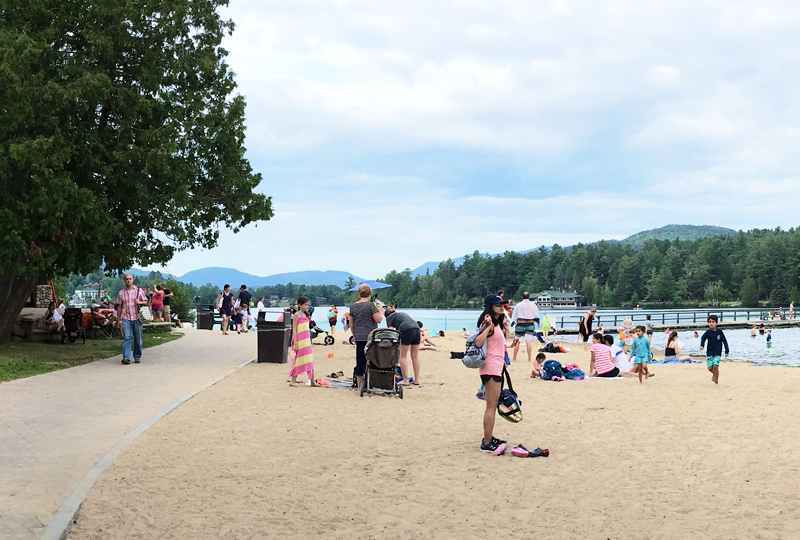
[289,316,314,377]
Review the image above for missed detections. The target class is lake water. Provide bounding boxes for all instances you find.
[283,306,798,365]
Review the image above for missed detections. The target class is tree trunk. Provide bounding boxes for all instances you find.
[0,274,38,344]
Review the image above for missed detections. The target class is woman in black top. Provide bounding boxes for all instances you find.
[384,306,421,385]
[216,284,234,335]
[664,331,692,362]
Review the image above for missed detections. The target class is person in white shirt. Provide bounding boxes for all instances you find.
[604,335,634,374]
[43,301,65,334]
[510,291,541,362]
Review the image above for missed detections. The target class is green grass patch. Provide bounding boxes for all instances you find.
[0,331,183,383]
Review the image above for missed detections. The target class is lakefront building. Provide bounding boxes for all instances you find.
[536,290,586,309]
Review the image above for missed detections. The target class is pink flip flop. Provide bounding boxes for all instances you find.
[511,445,529,457]
[315,378,331,387]
[492,443,506,456]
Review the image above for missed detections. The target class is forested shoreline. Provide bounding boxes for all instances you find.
[59,227,800,311]
[375,227,800,309]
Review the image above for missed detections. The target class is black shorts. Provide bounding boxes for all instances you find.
[480,374,502,384]
[355,341,368,376]
[399,327,421,345]
[596,367,621,378]
[578,332,590,342]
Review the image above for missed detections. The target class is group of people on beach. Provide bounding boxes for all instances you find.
[285,283,441,389]
[470,292,737,454]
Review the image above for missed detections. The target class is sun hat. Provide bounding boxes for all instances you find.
[484,294,504,306]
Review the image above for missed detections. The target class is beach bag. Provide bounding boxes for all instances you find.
[462,329,487,368]
[540,360,564,381]
[564,368,585,380]
[543,342,559,353]
[498,368,522,423]
[138,306,152,323]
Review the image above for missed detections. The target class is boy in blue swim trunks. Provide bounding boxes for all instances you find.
[699,315,729,384]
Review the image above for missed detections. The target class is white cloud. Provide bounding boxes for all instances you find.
[150,0,800,280]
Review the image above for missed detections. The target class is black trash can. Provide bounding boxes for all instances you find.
[196,306,213,330]
[257,316,291,363]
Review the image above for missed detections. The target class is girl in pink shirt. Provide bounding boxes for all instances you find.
[590,332,620,377]
[474,294,509,454]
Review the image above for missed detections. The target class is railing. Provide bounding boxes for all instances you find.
[552,309,782,329]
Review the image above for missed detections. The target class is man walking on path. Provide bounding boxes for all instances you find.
[511,291,540,362]
[117,274,148,364]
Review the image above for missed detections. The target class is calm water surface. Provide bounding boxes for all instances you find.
[252,306,797,364]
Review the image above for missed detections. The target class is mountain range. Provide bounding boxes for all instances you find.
[128,224,736,287]
[124,267,364,289]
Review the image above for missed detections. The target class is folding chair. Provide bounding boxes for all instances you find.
[92,318,117,339]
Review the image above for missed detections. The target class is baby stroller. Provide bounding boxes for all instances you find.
[62,308,86,344]
[306,306,334,345]
[309,319,335,345]
[360,328,403,398]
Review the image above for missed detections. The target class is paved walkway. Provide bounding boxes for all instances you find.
[0,328,258,539]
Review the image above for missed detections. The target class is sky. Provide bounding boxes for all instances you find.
[145,0,800,280]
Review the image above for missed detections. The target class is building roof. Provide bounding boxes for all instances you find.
[538,290,584,299]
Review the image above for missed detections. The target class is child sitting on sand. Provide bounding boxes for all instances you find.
[603,334,633,373]
[531,352,545,378]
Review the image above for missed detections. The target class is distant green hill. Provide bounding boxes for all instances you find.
[620,225,736,249]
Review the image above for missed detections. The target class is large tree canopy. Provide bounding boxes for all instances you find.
[0,0,272,341]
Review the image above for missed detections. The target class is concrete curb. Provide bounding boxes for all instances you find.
[40,358,256,540]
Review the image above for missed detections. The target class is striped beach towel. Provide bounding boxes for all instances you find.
[289,316,314,377]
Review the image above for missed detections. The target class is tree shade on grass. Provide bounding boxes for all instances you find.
[0,0,272,343]
[0,331,182,383]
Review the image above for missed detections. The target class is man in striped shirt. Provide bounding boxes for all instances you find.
[116,274,148,365]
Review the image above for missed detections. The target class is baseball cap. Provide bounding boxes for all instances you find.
[484,294,504,306]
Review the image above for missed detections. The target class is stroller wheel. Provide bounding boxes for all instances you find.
[398,385,403,399]
[68,334,76,343]
[324,335,334,346]
[349,335,355,345]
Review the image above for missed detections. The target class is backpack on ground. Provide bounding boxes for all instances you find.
[462,329,486,368]
[498,367,522,423]
[540,359,565,380]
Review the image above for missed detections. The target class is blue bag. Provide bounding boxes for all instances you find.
[540,359,564,380]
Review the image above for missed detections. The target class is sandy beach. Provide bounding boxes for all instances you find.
[67,330,800,540]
